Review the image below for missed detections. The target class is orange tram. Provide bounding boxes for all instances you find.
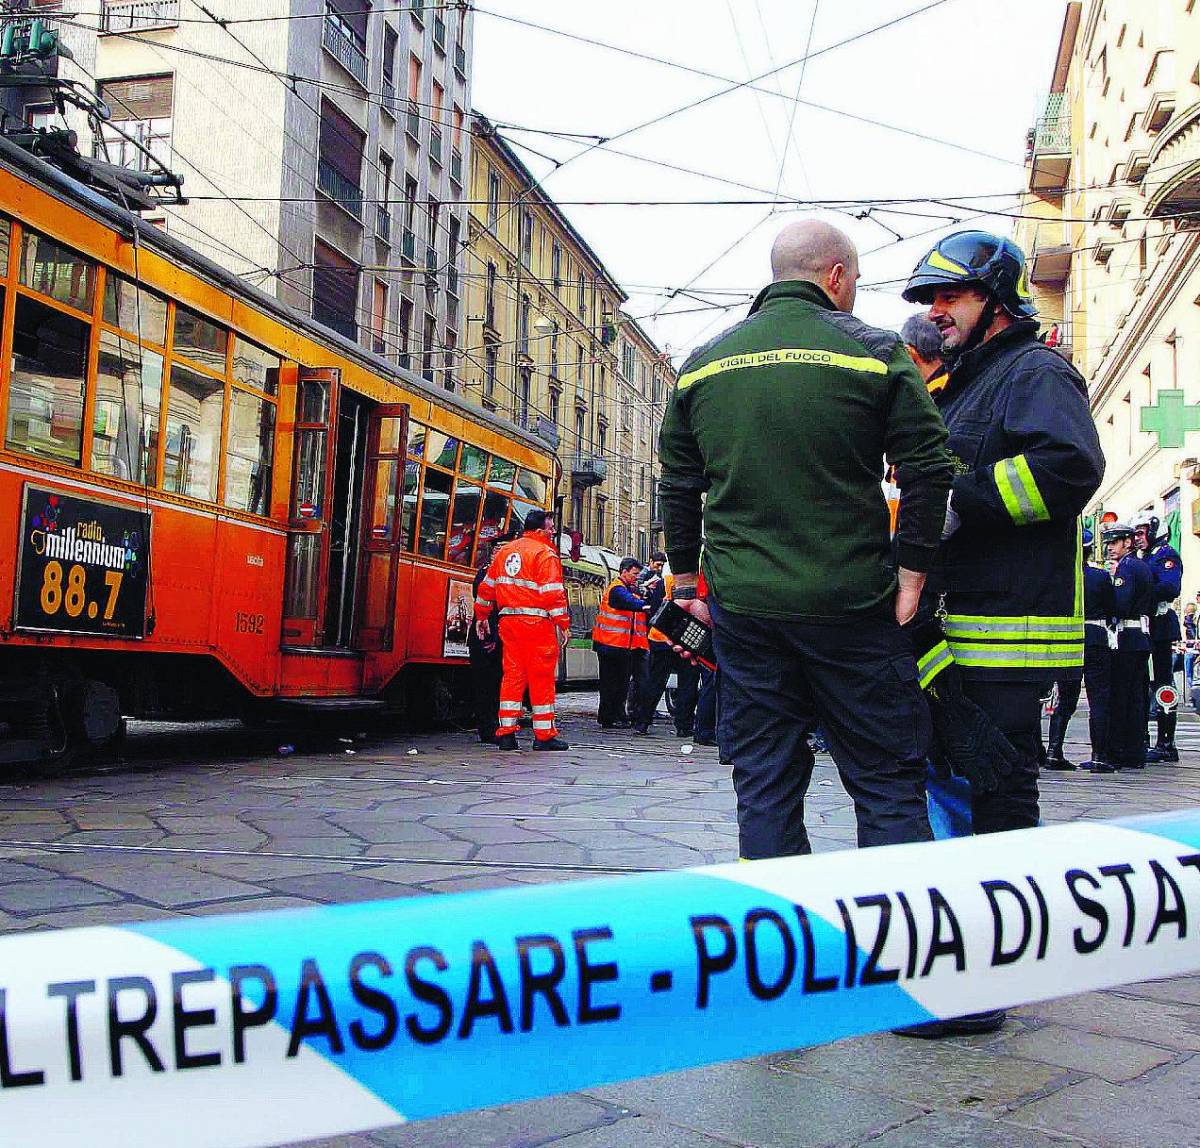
[0,137,555,772]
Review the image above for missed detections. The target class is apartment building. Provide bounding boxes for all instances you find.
[462,115,674,554]
[1017,0,1200,583]
[16,0,472,378]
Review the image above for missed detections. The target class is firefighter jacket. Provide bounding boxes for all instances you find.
[658,280,952,620]
[929,320,1105,680]
[1112,554,1153,653]
[592,581,650,650]
[475,534,570,632]
[1145,541,1183,642]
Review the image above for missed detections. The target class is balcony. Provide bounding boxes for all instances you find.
[406,99,420,141]
[455,43,467,77]
[571,454,608,488]
[101,0,180,32]
[450,148,463,185]
[380,75,398,119]
[1027,92,1071,193]
[317,158,363,220]
[376,206,391,244]
[1145,101,1200,217]
[1030,240,1072,285]
[1145,91,1177,134]
[433,15,446,52]
[401,227,415,261]
[430,126,443,166]
[322,13,369,89]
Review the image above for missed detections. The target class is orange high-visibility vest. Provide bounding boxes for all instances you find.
[592,579,649,650]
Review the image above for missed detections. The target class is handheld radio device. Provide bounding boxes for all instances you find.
[649,600,717,669]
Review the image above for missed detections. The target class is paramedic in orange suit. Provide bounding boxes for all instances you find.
[474,510,571,751]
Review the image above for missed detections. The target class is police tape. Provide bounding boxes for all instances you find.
[3,810,1200,1148]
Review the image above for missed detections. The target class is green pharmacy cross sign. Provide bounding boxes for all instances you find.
[1141,389,1200,449]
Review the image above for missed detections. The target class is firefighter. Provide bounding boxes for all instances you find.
[1046,529,1113,771]
[895,232,1103,1040]
[592,557,650,728]
[1104,522,1153,771]
[1133,512,1183,762]
[474,510,570,751]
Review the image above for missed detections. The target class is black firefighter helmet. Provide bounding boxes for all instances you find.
[902,230,1037,320]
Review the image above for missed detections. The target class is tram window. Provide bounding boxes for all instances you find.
[448,481,481,566]
[173,304,228,374]
[417,467,452,557]
[232,337,280,396]
[20,231,94,312]
[368,459,399,538]
[477,488,510,554]
[407,422,427,458]
[512,499,539,529]
[285,533,321,618]
[298,379,329,424]
[378,414,404,453]
[293,429,326,520]
[6,293,88,466]
[425,430,459,470]
[460,443,488,480]
[401,460,420,551]
[103,273,168,346]
[163,363,224,502]
[0,217,10,272]
[93,331,163,484]
[487,455,516,490]
[515,468,547,505]
[224,389,276,515]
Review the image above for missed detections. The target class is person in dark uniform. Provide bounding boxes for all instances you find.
[468,544,504,744]
[1105,522,1153,772]
[1133,513,1183,762]
[1047,529,1113,772]
[627,555,666,720]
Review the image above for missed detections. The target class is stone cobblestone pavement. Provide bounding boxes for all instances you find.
[2,692,1199,1147]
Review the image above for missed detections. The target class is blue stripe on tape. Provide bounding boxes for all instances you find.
[1116,810,1200,850]
[131,872,934,1120]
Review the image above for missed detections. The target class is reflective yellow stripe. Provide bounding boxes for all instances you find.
[916,641,953,689]
[1074,519,1084,620]
[993,455,1051,526]
[927,249,969,276]
[678,347,888,390]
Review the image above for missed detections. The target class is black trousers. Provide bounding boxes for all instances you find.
[634,642,700,733]
[468,644,503,740]
[626,648,649,718]
[1111,648,1149,767]
[1148,639,1178,744]
[1046,674,1082,750]
[711,602,931,859]
[1083,644,1111,762]
[961,679,1043,834]
[596,645,635,725]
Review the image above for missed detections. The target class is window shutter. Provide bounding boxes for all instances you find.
[318,100,364,184]
[99,75,174,121]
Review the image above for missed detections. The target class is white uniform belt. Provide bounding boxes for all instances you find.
[1117,618,1149,632]
[1085,620,1108,629]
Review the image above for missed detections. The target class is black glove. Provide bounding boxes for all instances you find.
[925,662,1021,795]
[903,613,1021,795]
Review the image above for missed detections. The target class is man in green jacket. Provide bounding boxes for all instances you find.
[659,220,953,859]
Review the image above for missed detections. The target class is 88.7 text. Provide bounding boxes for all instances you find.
[39,561,124,622]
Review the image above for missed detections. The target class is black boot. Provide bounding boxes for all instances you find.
[495,733,519,751]
[1043,740,1077,770]
[1147,713,1180,762]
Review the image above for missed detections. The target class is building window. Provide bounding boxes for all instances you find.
[574,406,586,452]
[444,329,456,392]
[430,80,444,163]
[551,241,562,290]
[549,386,560,426]
[317,98,365,219]
[370,279,388,356]
[484,345,498,410]
[597,421,606,457]
[550,320,559,378]
[312,238,360,341]
[520,209,533,264]
[487,167,501,228]
[398,297,412,368]
[518,294,531,356]
[518,366,531,425]
[596,499,606,547]
[577,272,587,320]
[423,313,436,382]
[382,24,398,99]
[485,260,497,328]
[96,74,174,174]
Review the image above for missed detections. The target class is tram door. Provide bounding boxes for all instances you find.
[354,405,407,651]
[282,371,405,651]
